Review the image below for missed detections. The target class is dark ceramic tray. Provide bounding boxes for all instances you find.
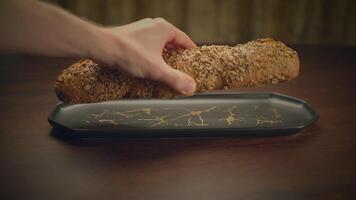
[48,92,319,138]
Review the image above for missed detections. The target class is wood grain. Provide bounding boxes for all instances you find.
[105,0,135,25]
[43,0,356,46]
[0,45,356,199]
[186,0,218,43]
[216,0,239,43]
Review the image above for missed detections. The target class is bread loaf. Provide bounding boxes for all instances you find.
[55,38,299,103]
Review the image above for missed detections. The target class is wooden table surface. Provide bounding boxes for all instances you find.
[0,45,355,200]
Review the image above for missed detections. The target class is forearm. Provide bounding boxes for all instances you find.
[0,1,197,94]
[0,0,108,58]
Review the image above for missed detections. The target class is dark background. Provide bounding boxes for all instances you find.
[1,1,356,199]
[42,0,356,46]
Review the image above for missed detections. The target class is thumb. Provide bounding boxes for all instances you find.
[154,63,196,95]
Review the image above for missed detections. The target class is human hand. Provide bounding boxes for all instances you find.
[93,18,197,95]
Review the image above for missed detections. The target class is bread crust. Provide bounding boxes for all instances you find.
[55,38,299,103]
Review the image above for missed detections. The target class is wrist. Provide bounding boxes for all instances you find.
[86,26,124,67]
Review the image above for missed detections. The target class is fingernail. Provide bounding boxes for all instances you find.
[180,79,196,95]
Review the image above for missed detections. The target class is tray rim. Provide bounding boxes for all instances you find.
[48,92,319,138]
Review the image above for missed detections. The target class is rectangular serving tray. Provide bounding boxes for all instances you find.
[48,92,319,138]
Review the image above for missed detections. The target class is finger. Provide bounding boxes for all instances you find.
[170,27,197,49]
[153,18,197,49]
[152,62,196,95]
[165,43,176,50]
[136,18,153,24]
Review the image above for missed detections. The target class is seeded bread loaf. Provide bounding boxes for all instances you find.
[55,38,299,103]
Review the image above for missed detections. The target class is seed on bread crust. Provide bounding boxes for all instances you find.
[55,38,299,103]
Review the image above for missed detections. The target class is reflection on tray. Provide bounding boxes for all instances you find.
[85,105,283,128]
